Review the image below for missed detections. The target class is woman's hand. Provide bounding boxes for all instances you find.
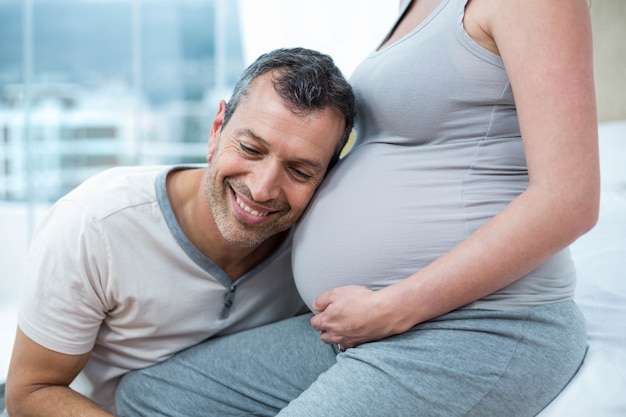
[310,285,412,349]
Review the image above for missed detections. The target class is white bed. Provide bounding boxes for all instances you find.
[538,121,626,416]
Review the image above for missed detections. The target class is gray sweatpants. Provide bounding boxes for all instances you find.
[116,301,586,417]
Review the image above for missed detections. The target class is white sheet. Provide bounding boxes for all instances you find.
[538,121,626,416]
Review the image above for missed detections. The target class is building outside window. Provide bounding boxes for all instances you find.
[0,0,244,204]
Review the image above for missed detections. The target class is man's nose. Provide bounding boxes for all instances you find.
[248,160,283,202]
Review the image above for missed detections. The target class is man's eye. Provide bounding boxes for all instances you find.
[240,143,261,155]
[291,167,312,181]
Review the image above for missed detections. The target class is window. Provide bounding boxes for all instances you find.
[0,0,244,203]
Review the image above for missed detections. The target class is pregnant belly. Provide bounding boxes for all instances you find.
[292,143,469,309]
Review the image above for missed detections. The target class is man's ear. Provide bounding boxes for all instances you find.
[207,100,227,163]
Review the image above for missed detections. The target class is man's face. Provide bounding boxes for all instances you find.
[205,73,345,248]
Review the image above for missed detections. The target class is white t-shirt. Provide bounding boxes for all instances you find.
[18,165,305,414]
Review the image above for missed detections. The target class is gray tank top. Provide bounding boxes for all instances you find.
[292,0,576,310]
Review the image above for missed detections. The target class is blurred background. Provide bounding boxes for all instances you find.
[0,0,624,382]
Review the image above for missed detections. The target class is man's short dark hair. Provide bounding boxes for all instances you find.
[224,47,356,170]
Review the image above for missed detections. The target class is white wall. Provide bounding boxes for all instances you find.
[591,0,626,122]
[237,0,398,77]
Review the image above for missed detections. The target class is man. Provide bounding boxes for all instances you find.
[3,47,355,417]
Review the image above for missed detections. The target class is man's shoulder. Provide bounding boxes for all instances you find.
[59,165,171,221]
[78,165,168,190]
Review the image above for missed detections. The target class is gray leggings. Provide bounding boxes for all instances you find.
[116,301,586,417]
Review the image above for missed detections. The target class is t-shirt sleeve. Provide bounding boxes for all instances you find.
[18,199,111,355]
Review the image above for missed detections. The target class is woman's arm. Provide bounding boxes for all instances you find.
[311,0,599,348]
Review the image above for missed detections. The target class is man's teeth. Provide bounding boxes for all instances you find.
[235,195,268,217]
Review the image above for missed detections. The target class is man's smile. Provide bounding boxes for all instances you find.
[229,185,286,227]
[234,193,270,217]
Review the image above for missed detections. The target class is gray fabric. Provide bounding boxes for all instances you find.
[116,302,586,416]
[293,0,577,311]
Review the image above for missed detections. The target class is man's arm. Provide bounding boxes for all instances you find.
[5,328,114,417]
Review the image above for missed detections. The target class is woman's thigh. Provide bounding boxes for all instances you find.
[277,301,587,417]
[116,313,337,417]
[117,302,586,417]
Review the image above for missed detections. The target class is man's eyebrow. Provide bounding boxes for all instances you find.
[238,128,325,173]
